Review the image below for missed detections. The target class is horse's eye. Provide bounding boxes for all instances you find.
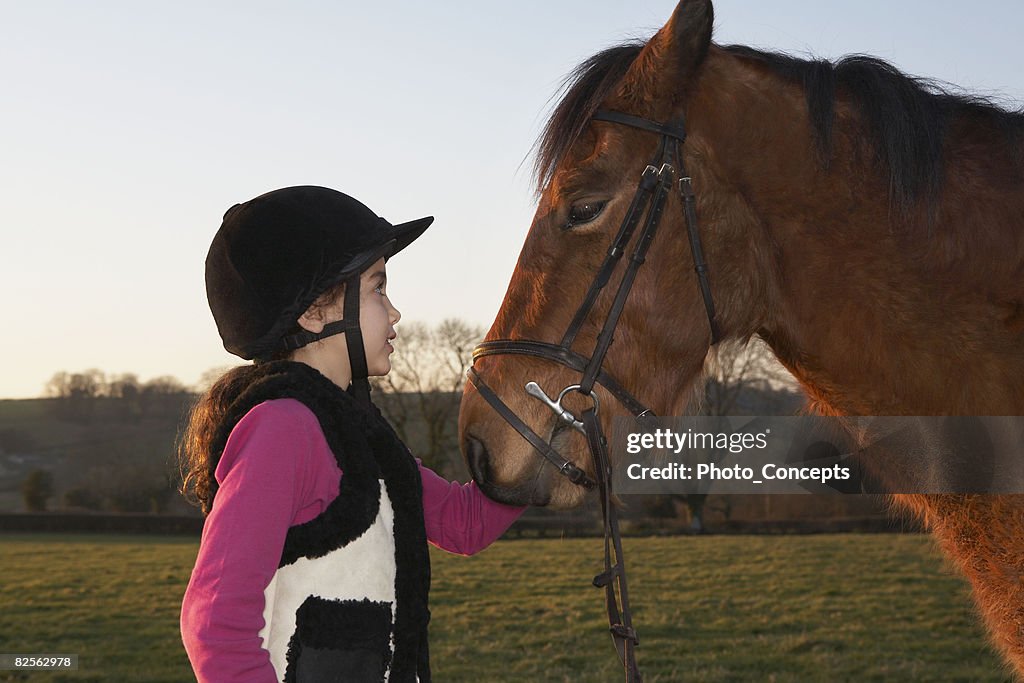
[566,201,606,229]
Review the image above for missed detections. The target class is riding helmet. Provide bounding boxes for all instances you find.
[205,185,432,397]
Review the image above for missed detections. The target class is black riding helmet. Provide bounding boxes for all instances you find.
[205,185,432,402]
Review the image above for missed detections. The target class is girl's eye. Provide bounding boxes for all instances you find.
[374,284,385,295]
[566,201,606,229]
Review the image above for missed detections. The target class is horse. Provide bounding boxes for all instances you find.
[458,0,1024,674]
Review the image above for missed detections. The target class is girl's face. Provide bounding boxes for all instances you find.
[357,257,401,376]
[294,257,401,387]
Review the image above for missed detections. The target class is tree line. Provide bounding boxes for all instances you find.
[44,370,191,421]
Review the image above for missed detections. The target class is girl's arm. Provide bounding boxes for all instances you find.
[418,459,526,556]
[181,399,322,683]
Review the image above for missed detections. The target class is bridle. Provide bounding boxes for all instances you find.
[466,109,720,682]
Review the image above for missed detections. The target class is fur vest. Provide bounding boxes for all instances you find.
[210,360,431,682]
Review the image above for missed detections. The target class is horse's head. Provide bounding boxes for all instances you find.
[460,0,775,507]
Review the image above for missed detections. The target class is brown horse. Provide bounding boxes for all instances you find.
[458,0,1024,674]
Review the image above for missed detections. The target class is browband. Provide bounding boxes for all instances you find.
[592,110,687,142]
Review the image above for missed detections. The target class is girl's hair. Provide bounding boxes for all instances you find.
[178,364,260,514]
[178,280,346,515]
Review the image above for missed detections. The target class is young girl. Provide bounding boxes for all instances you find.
[179,186,524,682]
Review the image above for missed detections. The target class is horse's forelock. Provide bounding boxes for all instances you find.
[533,42,645,194]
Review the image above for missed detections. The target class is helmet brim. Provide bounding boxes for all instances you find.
[389,215,434,259]
[331,214,434,281]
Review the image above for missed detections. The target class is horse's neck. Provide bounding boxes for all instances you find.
[693,51,1024,416]
[764,290,1024,416]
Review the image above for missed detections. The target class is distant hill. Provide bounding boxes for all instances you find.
[0,396,194,514]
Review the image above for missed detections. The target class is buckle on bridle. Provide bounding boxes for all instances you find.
[559,461,592,486]
[525,381,600,435]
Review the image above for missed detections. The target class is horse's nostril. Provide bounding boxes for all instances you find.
[465,435,490,485]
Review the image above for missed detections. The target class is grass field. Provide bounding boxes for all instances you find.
[0,533,1009,682]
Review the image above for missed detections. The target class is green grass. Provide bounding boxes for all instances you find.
[0,534,1009,682]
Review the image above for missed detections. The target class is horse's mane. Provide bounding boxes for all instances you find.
[536,41,1024,212]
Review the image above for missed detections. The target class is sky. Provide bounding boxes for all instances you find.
[2,1,1022,399]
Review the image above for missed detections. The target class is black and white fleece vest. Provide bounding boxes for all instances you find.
[210,361,432,682]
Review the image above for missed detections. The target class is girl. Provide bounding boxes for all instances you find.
[179,186,524,682]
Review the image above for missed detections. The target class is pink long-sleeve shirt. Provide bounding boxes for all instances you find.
[181,398,524,683]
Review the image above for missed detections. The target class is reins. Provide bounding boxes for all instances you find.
[468,108,720,683]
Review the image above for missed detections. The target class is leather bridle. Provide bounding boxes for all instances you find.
[467,109,721,683]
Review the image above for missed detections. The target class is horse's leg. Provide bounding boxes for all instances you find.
[896,494,1024,674]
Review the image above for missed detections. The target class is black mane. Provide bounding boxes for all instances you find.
[536,41,1024,210]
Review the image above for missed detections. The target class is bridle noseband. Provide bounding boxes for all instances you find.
[466,109,721,683]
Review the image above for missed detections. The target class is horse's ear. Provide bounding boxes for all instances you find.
[617,0,714,109]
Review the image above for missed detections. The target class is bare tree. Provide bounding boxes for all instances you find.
[45,369,107,421]
[672,338,802,532]
[107,373,140,399]
[142,376,188,394]
[70,369,107,398]
[140,375,190,417]
[45,369,110,399]
[372,318,484,476]
[702,337,798,416]
[108,373,142,418]
[44,371,70,398]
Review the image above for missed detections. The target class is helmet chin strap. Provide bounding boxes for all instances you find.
[278,273,371,405]
[342,273,371,405]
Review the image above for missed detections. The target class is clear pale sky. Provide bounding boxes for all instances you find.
[2,1,1022,398]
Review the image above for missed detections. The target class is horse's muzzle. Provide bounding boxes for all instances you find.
[465,434,550,507]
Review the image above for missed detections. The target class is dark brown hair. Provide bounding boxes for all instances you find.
[179,280,346,515]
